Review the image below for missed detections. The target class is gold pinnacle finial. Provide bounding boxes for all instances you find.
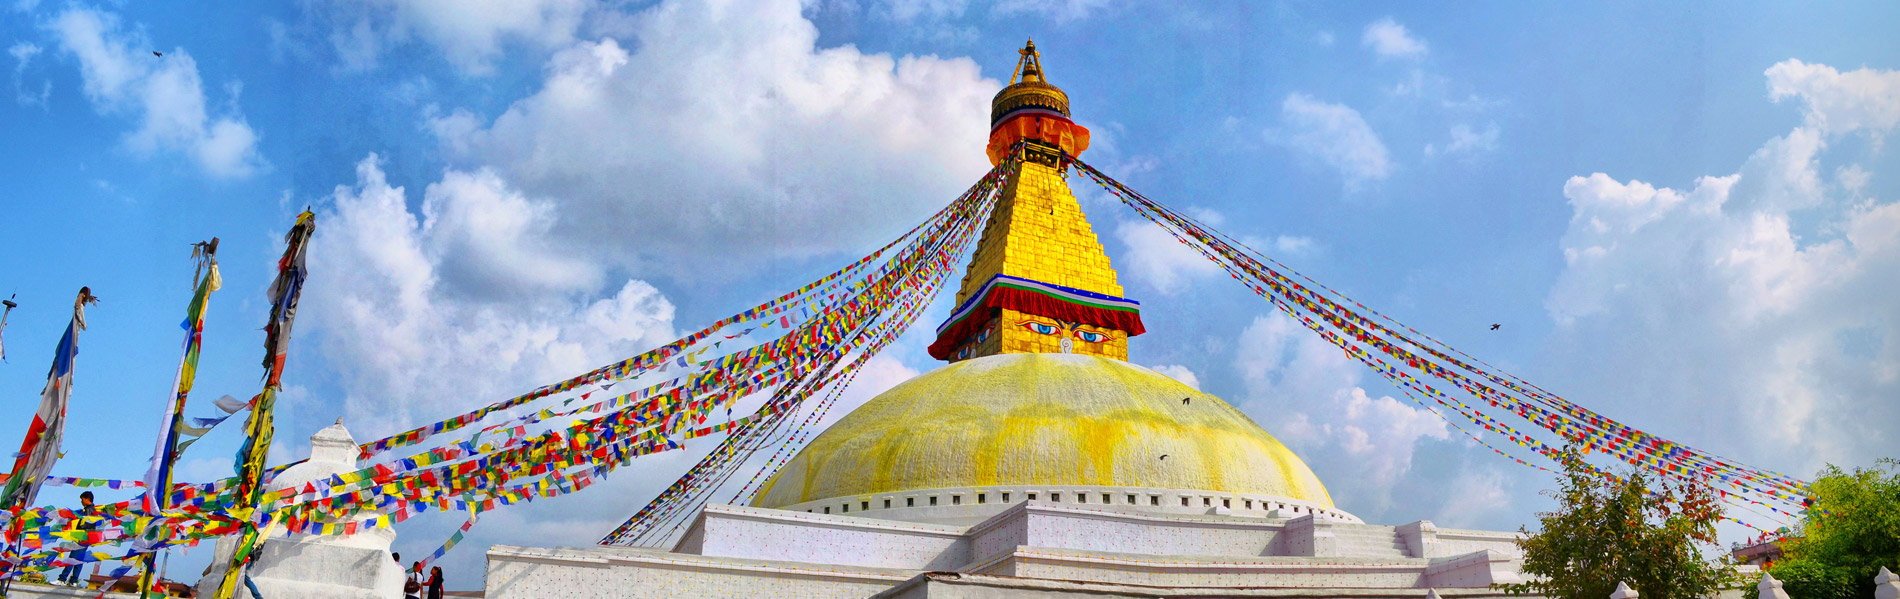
[1014,38,1045,84]
[992,38,1069,127]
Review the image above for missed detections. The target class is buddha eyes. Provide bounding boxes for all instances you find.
[1016,320,1111,343]
[1019,321,1110,342]
[1021,321,1060,335]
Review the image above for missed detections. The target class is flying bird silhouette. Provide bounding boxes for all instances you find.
[1180,397,1191,405]
[1159,455,1168,461]
[153,51,162,57]
[1489,323,1501,331]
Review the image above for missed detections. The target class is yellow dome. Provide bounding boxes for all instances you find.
[752,353,1332,509]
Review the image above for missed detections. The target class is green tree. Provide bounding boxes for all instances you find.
[1507,448,1736,599]
[1773,459,1900,599]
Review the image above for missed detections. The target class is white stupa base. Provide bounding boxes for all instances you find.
[196,527,405,599]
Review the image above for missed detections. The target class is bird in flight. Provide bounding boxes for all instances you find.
[1489,323,1501,331]
[153,51,162,57]
[1158,455,1168,461]
[1180,397,1191,405]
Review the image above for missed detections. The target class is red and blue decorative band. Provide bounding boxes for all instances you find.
[928,274,1144,359]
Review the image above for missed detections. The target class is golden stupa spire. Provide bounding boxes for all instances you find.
[928,40,1144,363]
[1012,39,1047,84]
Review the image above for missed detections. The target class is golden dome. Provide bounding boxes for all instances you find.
[991,39,1071,126]
[752,353,1333,509]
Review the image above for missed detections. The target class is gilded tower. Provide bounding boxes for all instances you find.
[927,40,1147,363]
[752,39,1334,519]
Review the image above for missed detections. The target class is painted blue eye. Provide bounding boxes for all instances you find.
[1075,331,1108,343]
[1020,321,1060,335]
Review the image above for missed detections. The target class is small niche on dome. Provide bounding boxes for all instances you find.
[1027,492,1038,501]
[824,507,831,514]
[1102,493,1111,504]
[1202,497,1211,507]
[1222,499,1231,508]
[952,495,962,505]
[883,499,891,509]
[1149,496,1159,506]
[907,497,915,507]
[1051,493,1061,502]
[861,501,869,511]
[1180,497,1189,507]
[1002,492,1011,502]
[977,493,987,504]
[929,496,938,506]
[1126,494,1136,504]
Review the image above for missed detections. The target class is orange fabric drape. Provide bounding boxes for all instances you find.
[987,114,1091,164]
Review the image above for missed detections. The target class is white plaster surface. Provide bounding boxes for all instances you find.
[690,505,970,570]
[485,545,907,599]
[994,546,1433,588]
[873,572,1529,599]
[489,499,1535,598]
[0,583,138,599]
[1429,528,1523,559]
[1759,572,1792,599]
[1877,567,1900,599]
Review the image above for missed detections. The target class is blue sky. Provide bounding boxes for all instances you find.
[3,0,1897,590]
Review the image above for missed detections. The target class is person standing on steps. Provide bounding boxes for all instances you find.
[404,560,423,599]
[241,539,266,599]
[56,492,99,587]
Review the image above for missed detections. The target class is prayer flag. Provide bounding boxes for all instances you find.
[0,289,92,524]
[143,257,220,515]
[216,212,315,599]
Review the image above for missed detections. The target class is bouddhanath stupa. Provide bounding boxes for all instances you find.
[481,41,1535,598]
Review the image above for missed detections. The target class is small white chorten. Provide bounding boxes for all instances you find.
[195,422,405,599]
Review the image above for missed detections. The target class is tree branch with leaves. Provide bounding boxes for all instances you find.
[1507,446,1739,599]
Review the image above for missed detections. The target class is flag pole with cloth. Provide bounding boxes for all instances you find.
[0,294,17,362]
[0,287,96,581]
[136,238,222,598]
[214,212,314,599]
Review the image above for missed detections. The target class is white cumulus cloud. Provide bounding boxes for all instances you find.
[1544,59,1900,471]
[1273,94,1392,189]
[1424,122,1499,158]
[1115,218,1222,295]
[1766,59,1900,142]
[303,155,679,437]
[1114,209,1316,295]
[48,7,263,178]
[1362,17,1427,61]
[315,0,593,73]
[1435,468,1513,530]
[8,41,48,106]
[1234,313,1449,513]
[1150,364,1200,390]
[426,0,997,277]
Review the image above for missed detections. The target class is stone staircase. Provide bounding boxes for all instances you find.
[1329,523,1411,558]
